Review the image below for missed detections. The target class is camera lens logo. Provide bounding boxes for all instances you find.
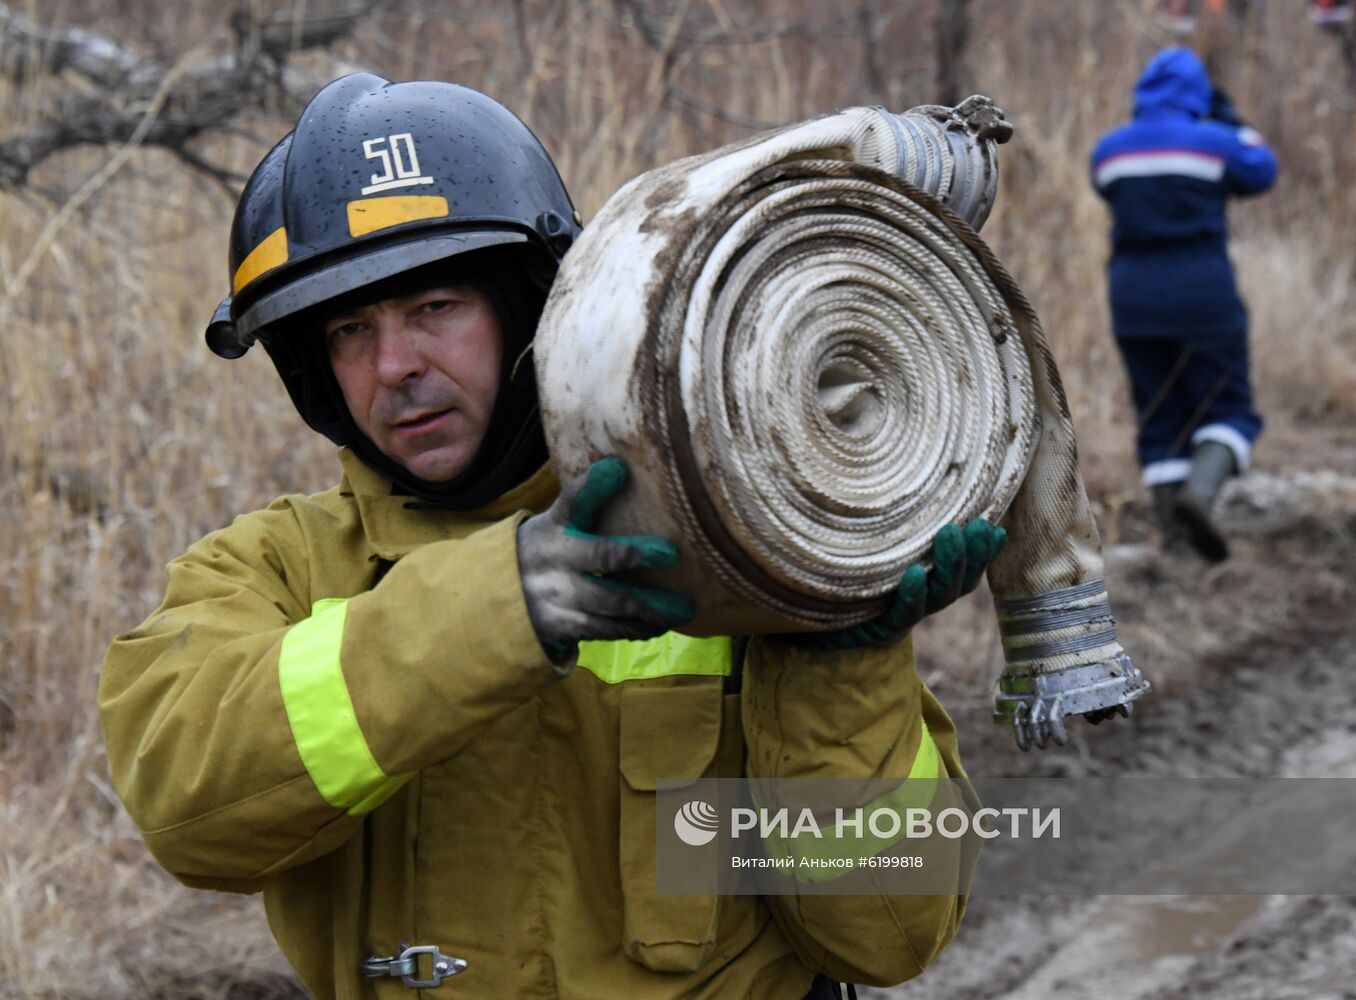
[673,800,719,846]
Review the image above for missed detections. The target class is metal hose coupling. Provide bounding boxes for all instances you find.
[873,94,1014,231]
[992,580,1150,750]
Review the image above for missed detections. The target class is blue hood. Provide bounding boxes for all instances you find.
[1133,48,1212,118]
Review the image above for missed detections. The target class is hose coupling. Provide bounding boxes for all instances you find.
[993,654,1150,751]
[991,580,1150,750]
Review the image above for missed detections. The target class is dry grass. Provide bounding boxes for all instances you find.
[0,2,1353,996]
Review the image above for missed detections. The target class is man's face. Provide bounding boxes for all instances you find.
[324,284,503,482]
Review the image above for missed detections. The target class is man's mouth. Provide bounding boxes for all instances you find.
[393,408,454,434]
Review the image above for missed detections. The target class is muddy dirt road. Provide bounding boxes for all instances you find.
[880,464,1356,1000]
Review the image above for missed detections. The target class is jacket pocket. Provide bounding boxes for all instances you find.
[618,677,725,973]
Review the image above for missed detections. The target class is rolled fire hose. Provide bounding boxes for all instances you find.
[535,97,1149,750]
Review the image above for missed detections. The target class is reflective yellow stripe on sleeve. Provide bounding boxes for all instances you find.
[759,717,943,882]
[278,598,412,815]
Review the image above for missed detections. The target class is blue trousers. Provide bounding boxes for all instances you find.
[1114,332,1262,486]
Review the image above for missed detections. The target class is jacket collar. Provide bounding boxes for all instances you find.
[336,447,559,561]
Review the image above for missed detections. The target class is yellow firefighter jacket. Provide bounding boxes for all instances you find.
[99,448,969,999]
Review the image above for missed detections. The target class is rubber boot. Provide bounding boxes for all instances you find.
[1150,482,1188,553]
[1174,441,1235,562]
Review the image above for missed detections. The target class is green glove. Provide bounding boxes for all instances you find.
[784,518,1008,652]
[517,457,695,657]
[562,457,696,625]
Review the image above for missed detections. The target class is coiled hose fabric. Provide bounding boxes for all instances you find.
[536,99,1147,746]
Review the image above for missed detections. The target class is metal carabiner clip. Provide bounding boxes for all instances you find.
[361,943,468,989]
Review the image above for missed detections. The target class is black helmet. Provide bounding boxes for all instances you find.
[206,73,580,507]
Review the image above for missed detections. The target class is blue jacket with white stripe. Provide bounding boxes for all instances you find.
[1091,48,1277,339]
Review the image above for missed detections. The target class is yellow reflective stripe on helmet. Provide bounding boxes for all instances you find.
[232,226,289,295]
[577,633,732,684]
[346,194,450,238]
[278,598,411,815]
[758,718,943,883]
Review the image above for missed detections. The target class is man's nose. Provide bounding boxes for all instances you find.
[373,318,425,386]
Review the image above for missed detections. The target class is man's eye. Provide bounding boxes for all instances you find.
[417,299,457,315]
[328,322,365,340]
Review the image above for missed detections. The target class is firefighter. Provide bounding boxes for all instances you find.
[1091,48,1278,561]
[99,74,1005,999]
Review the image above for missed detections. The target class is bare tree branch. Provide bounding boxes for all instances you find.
[612,0,834,51]
[0,1,388,192]
[232,1,390,61]
[0,5,160,88]
[169,146,251,194]
[669,84,778,130]
[510,0,534,76]
[859,0,884,96]
[934,0,971,107]
[1325,14,1356,83]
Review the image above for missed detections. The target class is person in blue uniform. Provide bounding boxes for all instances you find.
[1091,47,1278,561]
